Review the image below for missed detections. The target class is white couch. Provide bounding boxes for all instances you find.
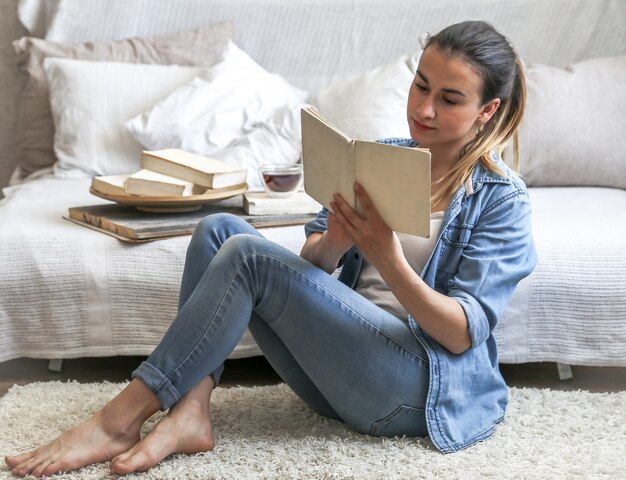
[1,0,625,371]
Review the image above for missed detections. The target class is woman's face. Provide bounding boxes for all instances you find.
[407,46,499,152]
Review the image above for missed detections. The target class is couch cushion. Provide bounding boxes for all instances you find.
[516,56,626,188]
[13,21,233,178]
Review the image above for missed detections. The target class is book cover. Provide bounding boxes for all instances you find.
[142,149,248,189]
[301,106,431,237]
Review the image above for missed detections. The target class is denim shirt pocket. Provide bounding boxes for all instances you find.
[436,222,475,281]
[442,221,474,248]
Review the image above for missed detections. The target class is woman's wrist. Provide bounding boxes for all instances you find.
[300,231,345,274]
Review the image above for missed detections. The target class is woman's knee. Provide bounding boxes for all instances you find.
[194,213,249,238]
[191,214,254,248]
[186,214,254,261]
[220,232,267,258]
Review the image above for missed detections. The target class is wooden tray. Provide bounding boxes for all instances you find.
[65,203,316,242]
[89,183,248,212]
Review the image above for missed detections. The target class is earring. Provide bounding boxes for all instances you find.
[475,121,484,136]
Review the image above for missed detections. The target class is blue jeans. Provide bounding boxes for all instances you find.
[133,213,429,437]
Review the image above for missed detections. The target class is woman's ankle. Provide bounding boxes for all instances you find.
[101,379,161,432]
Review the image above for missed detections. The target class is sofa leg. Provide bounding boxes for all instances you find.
[556,362,573,381]
[48,359,64,373]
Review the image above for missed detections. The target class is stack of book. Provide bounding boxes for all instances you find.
[91,149,248,197]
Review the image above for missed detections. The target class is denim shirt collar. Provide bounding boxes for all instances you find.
[453,155,512,200]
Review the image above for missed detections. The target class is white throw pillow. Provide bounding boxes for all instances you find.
[44,57,202,177]
[517,56,626,188]
[209,102,309,191]
[310,52,421,141]
[125,41,310,154]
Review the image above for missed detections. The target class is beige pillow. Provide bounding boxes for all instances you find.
[13,21,234,178]
[517,56,626,188]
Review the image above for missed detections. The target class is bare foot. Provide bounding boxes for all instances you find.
[5,379,160,478]
[5,409,139,478]
[110,376,216,475]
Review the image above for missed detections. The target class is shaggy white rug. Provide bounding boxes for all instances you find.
[0,382,624,479]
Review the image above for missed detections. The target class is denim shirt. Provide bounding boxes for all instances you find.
[304,138,537,453]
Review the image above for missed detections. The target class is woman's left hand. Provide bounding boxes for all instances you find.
[330,183,404,272]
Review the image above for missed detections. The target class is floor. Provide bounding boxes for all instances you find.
[1,355,625,399]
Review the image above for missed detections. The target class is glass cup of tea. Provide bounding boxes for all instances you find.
[258,163,303,197]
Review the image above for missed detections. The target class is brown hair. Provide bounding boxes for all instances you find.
[424,21,526,207]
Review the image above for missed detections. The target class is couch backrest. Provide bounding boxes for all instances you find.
[2,0,625,193]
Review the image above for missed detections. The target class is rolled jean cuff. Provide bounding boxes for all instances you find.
[132,360,226,411]
[132,360,181,411]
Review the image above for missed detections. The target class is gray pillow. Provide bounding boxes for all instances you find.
[13,21,234,178]
[517,56,626,188]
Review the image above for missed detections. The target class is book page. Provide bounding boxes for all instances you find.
[301,107,356,212]
[354,141,430,237]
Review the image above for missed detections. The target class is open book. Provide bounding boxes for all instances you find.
[301,106,431,237]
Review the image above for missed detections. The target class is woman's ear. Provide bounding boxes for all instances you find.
[478,98,501,123]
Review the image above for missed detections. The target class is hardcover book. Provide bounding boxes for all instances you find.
[243,191,321,215]
[141,148,248,189]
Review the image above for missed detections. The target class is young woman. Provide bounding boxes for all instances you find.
[6,20,536,476]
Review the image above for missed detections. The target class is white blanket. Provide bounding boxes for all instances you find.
[2,177,625,366]
[0,175,305,362]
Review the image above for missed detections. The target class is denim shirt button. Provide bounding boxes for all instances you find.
[354,253,360,260]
